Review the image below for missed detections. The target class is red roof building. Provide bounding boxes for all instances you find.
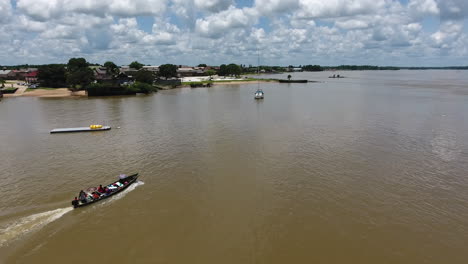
[25,71,38,83]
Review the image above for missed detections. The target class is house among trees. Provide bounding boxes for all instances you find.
[10,68,39,80]
[142,66,159,73]
[119,66,139,78]
[0,69,15,79]
[24,70,38,83]
[91,66,113,82]
[177,66,207,77]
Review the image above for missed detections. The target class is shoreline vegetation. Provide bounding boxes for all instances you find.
[2,79,277,98]
[2,57,467,99]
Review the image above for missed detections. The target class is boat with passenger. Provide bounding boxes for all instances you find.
[71,173,139,208]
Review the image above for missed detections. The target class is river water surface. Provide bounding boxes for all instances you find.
[1,70,468,263]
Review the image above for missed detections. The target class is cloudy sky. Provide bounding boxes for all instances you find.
[1,0,467,66]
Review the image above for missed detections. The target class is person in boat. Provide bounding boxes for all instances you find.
[97,184,105,193]
[92,192,100,199]
[79,190,87,202]
[71,197,79,207]
[119,174,127,184]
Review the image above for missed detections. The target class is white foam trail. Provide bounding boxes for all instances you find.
[0,181,144,247]
[0,207,73,247]
[99,180,145,206]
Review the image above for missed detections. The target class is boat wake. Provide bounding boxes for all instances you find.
[0,207,73,247]
[99,180,145,206]
[0,181,144,247]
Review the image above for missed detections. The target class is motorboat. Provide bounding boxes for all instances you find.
[71,173,139,208]
[255,89,264,99]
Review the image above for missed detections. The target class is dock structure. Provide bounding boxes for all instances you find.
[50,126,111,134]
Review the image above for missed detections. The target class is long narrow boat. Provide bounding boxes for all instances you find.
[51,125,111,134]
[71,173,139,208]
[278,79,308,83]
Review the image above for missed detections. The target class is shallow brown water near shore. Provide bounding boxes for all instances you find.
[1,70,468,263]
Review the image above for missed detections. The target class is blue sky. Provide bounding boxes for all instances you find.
[1,0,467,66]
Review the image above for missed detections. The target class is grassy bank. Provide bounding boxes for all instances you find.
[26,87,58,92]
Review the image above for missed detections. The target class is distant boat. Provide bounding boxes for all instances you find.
[278,79,308,83]
[72,173,139,208]
[328,74,345,78]
[255,89,264,99]
[50,124,111,133]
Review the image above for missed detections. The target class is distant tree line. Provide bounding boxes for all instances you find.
[218,64,242,77]
[322,65,400,70]
[302,65,324,71]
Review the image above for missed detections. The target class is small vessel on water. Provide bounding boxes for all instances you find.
[328,74,345,78]
[278,79,308,83]
[255,89,264,99]
[71,173,139,208]
[50,124,111,133]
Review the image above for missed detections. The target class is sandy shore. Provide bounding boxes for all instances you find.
[2,79,273,98]
[3,88,87,98]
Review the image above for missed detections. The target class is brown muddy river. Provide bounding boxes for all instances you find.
[1,70,468,263]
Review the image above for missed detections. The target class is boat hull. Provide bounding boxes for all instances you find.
[51,126,111,133]
[73,173,139,208]
[278,79,308,83]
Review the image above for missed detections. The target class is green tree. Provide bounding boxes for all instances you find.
[134,69,154,84]
[67,68,94,91]
[38,64,67,88]
[198,64,207,67]
[206,70,216,77]
[0,78,5,88]
[226,63,241,77]
[158,64,178,79]
[67,58,88,72]
[104,61,119,76]
[66,58,94,91]
[302,65,323,71]
[129,61,144,70]
[218,64,227,76]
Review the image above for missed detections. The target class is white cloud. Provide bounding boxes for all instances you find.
[408,0,439,17]
[195,6,259,38]
[148,21,181,45]
[0,0,12,23]
[436,0,468,20]
[1,0,468,66]
[17,16,48,32]
[17,0,168,21]
[255,0,299,15]
[107,0,168,17]
[17,0,62,21]
[335,19,369,30]
[195,0,233,12]
[431,21,463,48]
[296,0,386,19]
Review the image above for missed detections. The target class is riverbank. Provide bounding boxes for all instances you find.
[3,88,87,98]
[180,76,277,87]
[2,79,276,98]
